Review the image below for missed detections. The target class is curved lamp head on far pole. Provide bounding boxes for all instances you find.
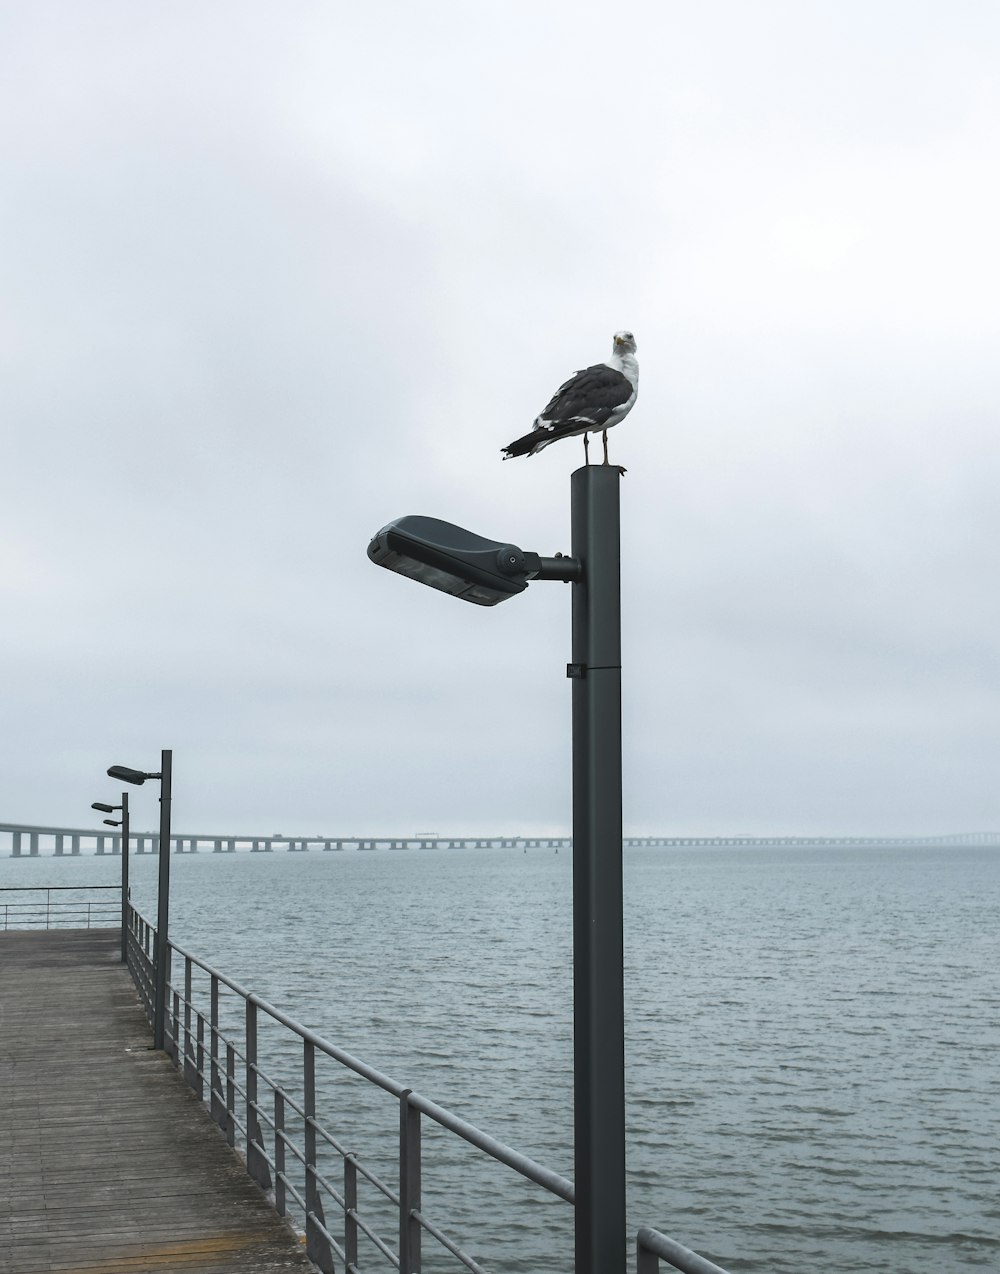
[92,801,118,813]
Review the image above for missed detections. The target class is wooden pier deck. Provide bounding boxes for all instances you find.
[0,928,314,1274]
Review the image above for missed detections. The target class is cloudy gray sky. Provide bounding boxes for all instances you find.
[2,1,998,839]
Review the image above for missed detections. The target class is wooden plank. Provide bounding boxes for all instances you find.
[0,930,315,1274]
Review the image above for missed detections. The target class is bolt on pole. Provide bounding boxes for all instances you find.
[570,464,626,1274]
[153,749,173,1051]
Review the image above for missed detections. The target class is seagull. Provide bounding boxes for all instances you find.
[502,331,638,465]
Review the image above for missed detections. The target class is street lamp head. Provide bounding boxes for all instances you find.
[92,802,118,813]
[102,818,122,828]
[368,515,534,607]
[108,765,155,785]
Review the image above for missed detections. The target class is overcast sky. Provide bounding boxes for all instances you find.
[2,1,998,839]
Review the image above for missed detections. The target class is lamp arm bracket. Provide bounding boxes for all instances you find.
[522,552,583,583]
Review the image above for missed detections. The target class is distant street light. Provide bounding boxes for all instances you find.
[370,465,626,1274]
[92,794,130,961]
[108,750,172,1050]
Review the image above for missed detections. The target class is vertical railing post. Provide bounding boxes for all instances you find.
[303,1040,335,1273]
[245,998,272,1191]
[141,923,151,1010]
[399,1090,422,1274]
[345,1154,358,1271]
[170,954,180,1061]
[636,1233,658,1274]
[274,1088,287,1217]
[143,921,154,1017]
[225,1042,236,1147]
[210,975,224,1128]
[195,1012,205,1102]
[183,955,195,1086]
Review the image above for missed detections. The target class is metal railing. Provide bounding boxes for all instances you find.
[636,1227,732,1274]
[125,903,731,1274]
[0,885,121,930]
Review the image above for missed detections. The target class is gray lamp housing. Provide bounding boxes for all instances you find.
[368,515,535,606]
[108,765,150,784]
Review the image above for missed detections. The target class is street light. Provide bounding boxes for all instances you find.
[108,750,172,1051]
[108,765,153,784]
[367,514,579,603]
[92,795,130,960]
[369,465,626,1274]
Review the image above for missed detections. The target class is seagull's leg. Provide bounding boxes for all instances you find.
[602,430,610,464]
[583,432,590,465]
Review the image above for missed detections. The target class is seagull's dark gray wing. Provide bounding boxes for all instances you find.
[537,363,634,428]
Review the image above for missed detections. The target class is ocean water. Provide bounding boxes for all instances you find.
[4,844,999,1273]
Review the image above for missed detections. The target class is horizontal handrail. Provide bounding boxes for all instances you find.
[637,1226,732,1274]
[0,885,120,892]
[2,903,118,912]
[0,899,119,905]
[409,1091,575,1203]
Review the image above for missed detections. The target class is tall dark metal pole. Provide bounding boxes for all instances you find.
[153,749,173,1051]
[570,464,626,1274]
[120,791,129,963]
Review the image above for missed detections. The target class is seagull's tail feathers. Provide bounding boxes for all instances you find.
[501,424,551,459]
[502,417,587,459]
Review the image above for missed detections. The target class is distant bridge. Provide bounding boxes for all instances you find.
[2,821,998,856]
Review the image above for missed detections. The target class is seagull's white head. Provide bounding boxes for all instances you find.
[613,330,637,355]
